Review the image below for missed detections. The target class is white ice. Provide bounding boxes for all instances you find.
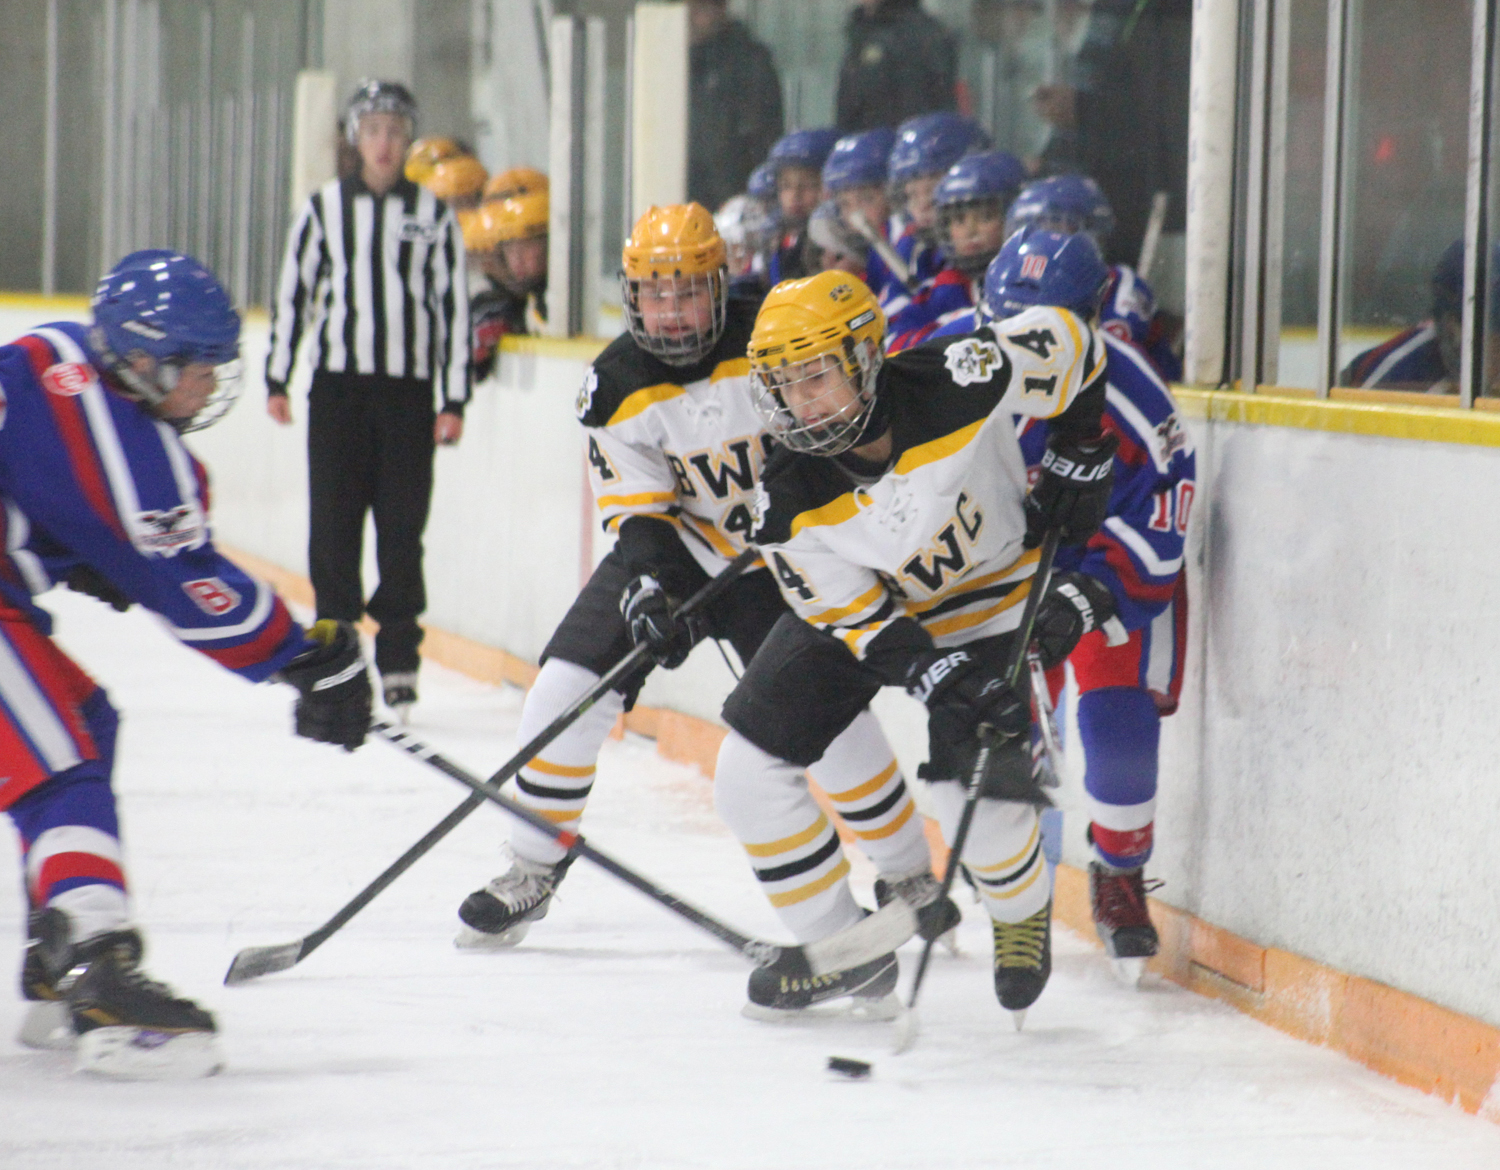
[3,590,1499,1169]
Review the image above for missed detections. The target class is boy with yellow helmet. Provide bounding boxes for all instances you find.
[462,188,551,378]
[453,210,941,1005]
[421,155,488,211]
[715,268,1117,1024]
[404,137,465,185]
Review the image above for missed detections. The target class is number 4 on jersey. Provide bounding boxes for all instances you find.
[1006,327,1058,361]
[772,551,816,601]
[587,437,617,481]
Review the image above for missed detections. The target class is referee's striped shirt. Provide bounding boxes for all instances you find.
[265,175,471,412]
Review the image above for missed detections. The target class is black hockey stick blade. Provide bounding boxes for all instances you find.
[373,722,918,979]
[223,550,760,987]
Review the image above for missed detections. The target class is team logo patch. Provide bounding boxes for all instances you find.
[943,337,1003,386]
[1102,320,1132,343]
[41,363,92,397]
[1020,253,1048,280]
[575,367,598,420]
[397,217,442,244]
[749,482,771,532]
[183,577,241,616]
[1156,413,1188,460]
[133,505,202,556]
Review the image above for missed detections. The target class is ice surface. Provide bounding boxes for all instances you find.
[3,591,1499,1169]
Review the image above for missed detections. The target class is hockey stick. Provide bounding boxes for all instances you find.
[894,528,1063,1052]
[224,548,760,986]
[1028,651,1063,790]
[846,208,914,293]
[373,723,917,979]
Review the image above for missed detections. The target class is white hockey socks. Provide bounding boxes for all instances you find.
[506,659,625,866]
[925,784,1052,925]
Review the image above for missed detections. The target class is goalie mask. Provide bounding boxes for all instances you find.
[748,271,886,457]
[620,203,729,367]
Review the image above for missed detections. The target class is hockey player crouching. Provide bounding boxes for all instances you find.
[454,207,945,977]
[716,270,1117,1021]
[1,251,372,1077]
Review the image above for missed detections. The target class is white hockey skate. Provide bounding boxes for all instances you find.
[381,672,418,725]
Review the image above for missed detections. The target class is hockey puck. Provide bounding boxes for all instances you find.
[826,1056,873,1080]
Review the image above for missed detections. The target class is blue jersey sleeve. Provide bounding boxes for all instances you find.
[0,325,313,682]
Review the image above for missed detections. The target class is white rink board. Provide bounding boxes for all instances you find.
[3,303,1499,1031]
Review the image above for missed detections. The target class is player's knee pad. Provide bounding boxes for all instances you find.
[1077,686,1160,807]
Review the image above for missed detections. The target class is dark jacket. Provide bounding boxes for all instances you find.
[836,0,957,133]
[689,19,785,213]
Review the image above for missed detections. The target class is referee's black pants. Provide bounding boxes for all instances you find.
[306,373,435,675]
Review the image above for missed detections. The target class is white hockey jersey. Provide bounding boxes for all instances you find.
[752,306,1107,659]
[576,298,769,577]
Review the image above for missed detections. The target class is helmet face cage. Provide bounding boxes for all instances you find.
[751,338,882,457]
[89,327,243,433]
[620,268,729,366]
[938,197,1010,278]
[345,81,417,145]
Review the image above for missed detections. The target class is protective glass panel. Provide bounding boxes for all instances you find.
[1334,0,1471,396]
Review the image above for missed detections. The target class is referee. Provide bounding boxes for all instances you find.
[266,80,469,719]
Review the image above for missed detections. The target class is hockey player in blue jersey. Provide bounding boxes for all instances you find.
[821,128,901,293]
[979,228,1195,982]
[1341,239,1500,392]
[882,112,992,330]
[1006,174,1183,382]
[0,250,372,1077]
[764,127,843,284]
[886,149,1028,350]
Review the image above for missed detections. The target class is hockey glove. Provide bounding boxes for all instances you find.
[1024,430,1119,548]
[1032,571,1127,669]
[279,619,372,751]
[64,565,132,612]
[620,575,707,670]
[907,648,1030,742]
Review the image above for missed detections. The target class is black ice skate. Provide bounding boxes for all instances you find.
[456,854,568,949]
[381,671,419,724]
[991,901,1053,1029]
[743,949,900,1022]
[875,869,961,952]
[24,914,222,1078]
[17,907,73,1050]
[1089,861,1161,988]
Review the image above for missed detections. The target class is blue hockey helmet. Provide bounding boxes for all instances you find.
[747,160,778,202]
[888,112,992,187]
[823,128,897,192]
[1005,174,1117,244]
[89,249,243,432]
[933,151,1029,210]
[768,127,843,175]
[981,227,1109,323]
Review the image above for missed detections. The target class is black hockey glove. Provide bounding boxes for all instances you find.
[1032,571,1123,669]
[64,565,132,612]
[278,620,372,751]
[620,575,707,670]
[907,648,1030,742]
[1024,430,1119,548]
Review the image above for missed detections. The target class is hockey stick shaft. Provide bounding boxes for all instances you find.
[903,529,1063,1013]
[224,549,758,986]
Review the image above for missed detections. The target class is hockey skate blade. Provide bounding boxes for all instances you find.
[1109,957,1147,988]
[803,900,917,977]
[223,941,304,986]
[742,992,903,1025]
[454,921,532,950]
[1010,1009,1028,1032]
[891,1005,920,1054]
[17,1000,74,1050]
[75,1027,223,1080]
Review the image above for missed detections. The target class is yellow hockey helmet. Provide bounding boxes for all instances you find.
[487,191,549,243]
[619,203,729,366]
[748,271,886,456]
[484,166,549,202]
[404,137,464,184]
[423,155,488,203]
[458,207,491,254]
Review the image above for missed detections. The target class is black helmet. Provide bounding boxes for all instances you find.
[345,80,417,144]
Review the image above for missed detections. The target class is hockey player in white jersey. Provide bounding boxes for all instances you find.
[454,207,941,968]
[715,270,1116,1021]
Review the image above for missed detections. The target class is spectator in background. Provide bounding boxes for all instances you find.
[836,0,957,132]
[688,0,784,213]
[1033,0,1190,266]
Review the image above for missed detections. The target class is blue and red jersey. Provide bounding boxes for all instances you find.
[1340,323,1446,389]
[1018,332,1195,633]
[870,224,946,334]
[0,322,312,683]
[1100,264,1182,383]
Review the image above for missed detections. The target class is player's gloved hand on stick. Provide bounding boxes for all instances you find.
[620,575,707,669]
[1032,571,1123,668]
[63,564,132,612]
[906,648,1030,742]
[1024,430,1119,548]
[279,619,372,751]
